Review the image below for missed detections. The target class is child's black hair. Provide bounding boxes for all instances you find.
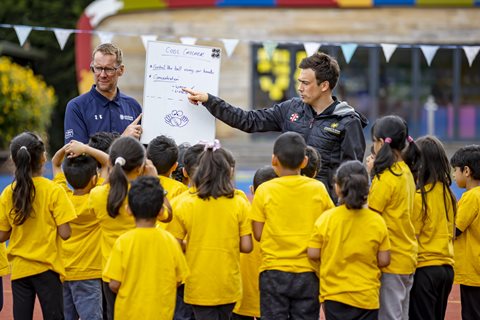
[253,166,277,192]
[107,137,145,218]
[183,144,206,178]
[63,155,98,189]
[371,115,421,179]
[193,147,235,199]
[9,132,46,225]
[146,135,178,175]
[301,146,321,178]
[450,144,480,180]
[128,176,165,219]
[172,142,191,183]
[335,160,369,209]
[88,131,120,153]
[416,136,456,222]
[88,131,120,168]
[273,132,307,170]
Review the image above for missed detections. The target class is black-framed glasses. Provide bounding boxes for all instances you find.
[90,64,121,76]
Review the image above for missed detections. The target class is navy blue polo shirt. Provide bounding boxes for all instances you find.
[64,85,142,144]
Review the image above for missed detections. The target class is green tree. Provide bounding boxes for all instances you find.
[0,0,93,153]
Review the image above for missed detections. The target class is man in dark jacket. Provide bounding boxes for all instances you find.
[183,52,367,201]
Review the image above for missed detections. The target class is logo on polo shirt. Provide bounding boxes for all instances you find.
[65,129,73,140]
[94,114,103,120]
[120,114,134,121]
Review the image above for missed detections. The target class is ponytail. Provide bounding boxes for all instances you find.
[107,159,129,218]
[107,137,145,218]
[402,135,421,181]
[335,161,369,209]
[9,132,45,225]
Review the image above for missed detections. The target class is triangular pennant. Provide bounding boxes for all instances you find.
[53,28,73,50]
[221,38,239,57]
[97,32,114,44]
[462,46,480,67]
[420,45,439,66]
[380,43,398,62]
[180,37,197,45]
[340,43,358,64]
[141,35,158,50]
[14,25,32,46]
[263,41,278,60]
[303,42,321,57]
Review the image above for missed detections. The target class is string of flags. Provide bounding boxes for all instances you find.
[1,23,480,67]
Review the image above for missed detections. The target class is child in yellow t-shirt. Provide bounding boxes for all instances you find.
[450,144,480,319]
[308,160,390,320]
[51,140,110,320]
[147,135,188,201]
[368,115,421,320]
[89,136,171,320]
[251,132,334,320]
[104,176,189,320]
[167,141,253,320]
[0,132,76,319]
[232,166,277,320]
[409,136,456,320]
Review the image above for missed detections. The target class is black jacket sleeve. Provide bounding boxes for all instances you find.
[202,94,285,133]
[340,116,366,162]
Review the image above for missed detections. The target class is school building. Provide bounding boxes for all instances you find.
[76,0,480,146]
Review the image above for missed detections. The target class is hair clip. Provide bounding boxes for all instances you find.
[407,136,414,143]
[115,157,126,166]
[384,137,392,144]
[199,139,221,152]
[19,146,28,151]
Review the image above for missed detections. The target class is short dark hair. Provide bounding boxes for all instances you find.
[172,142,191,183]
[128,176,165,219]
[183,144,206,178]
[299,52,340,90]
[273,132,307,170]
[451,145,480,180]
[147,135,178,175]
[88,131,120,154]
[253,166,277,191]
[63,155,98,189]
[301,146,321,178]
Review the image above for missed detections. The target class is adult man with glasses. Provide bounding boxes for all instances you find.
[64,43,143,144]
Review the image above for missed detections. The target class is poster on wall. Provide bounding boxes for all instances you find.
[141,41,221,145]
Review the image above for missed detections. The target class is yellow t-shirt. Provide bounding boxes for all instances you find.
[103,228,189,320]
[88,184,135,274]
[250,175,334,273]
[454,186,480,286]
[53,173,102,281]
[233,239,262,317]
[308,205,390,309]
[369,161,418,274]
[0,243,9,276]
[233,189,260,317]
[0,177,76,280]
[159,175,188,200]
[167,193,252,305]
[412,183,455,268]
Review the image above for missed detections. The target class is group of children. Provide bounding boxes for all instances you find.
[0,114,478,320]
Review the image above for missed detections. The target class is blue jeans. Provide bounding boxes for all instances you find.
[63,279,103,320]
